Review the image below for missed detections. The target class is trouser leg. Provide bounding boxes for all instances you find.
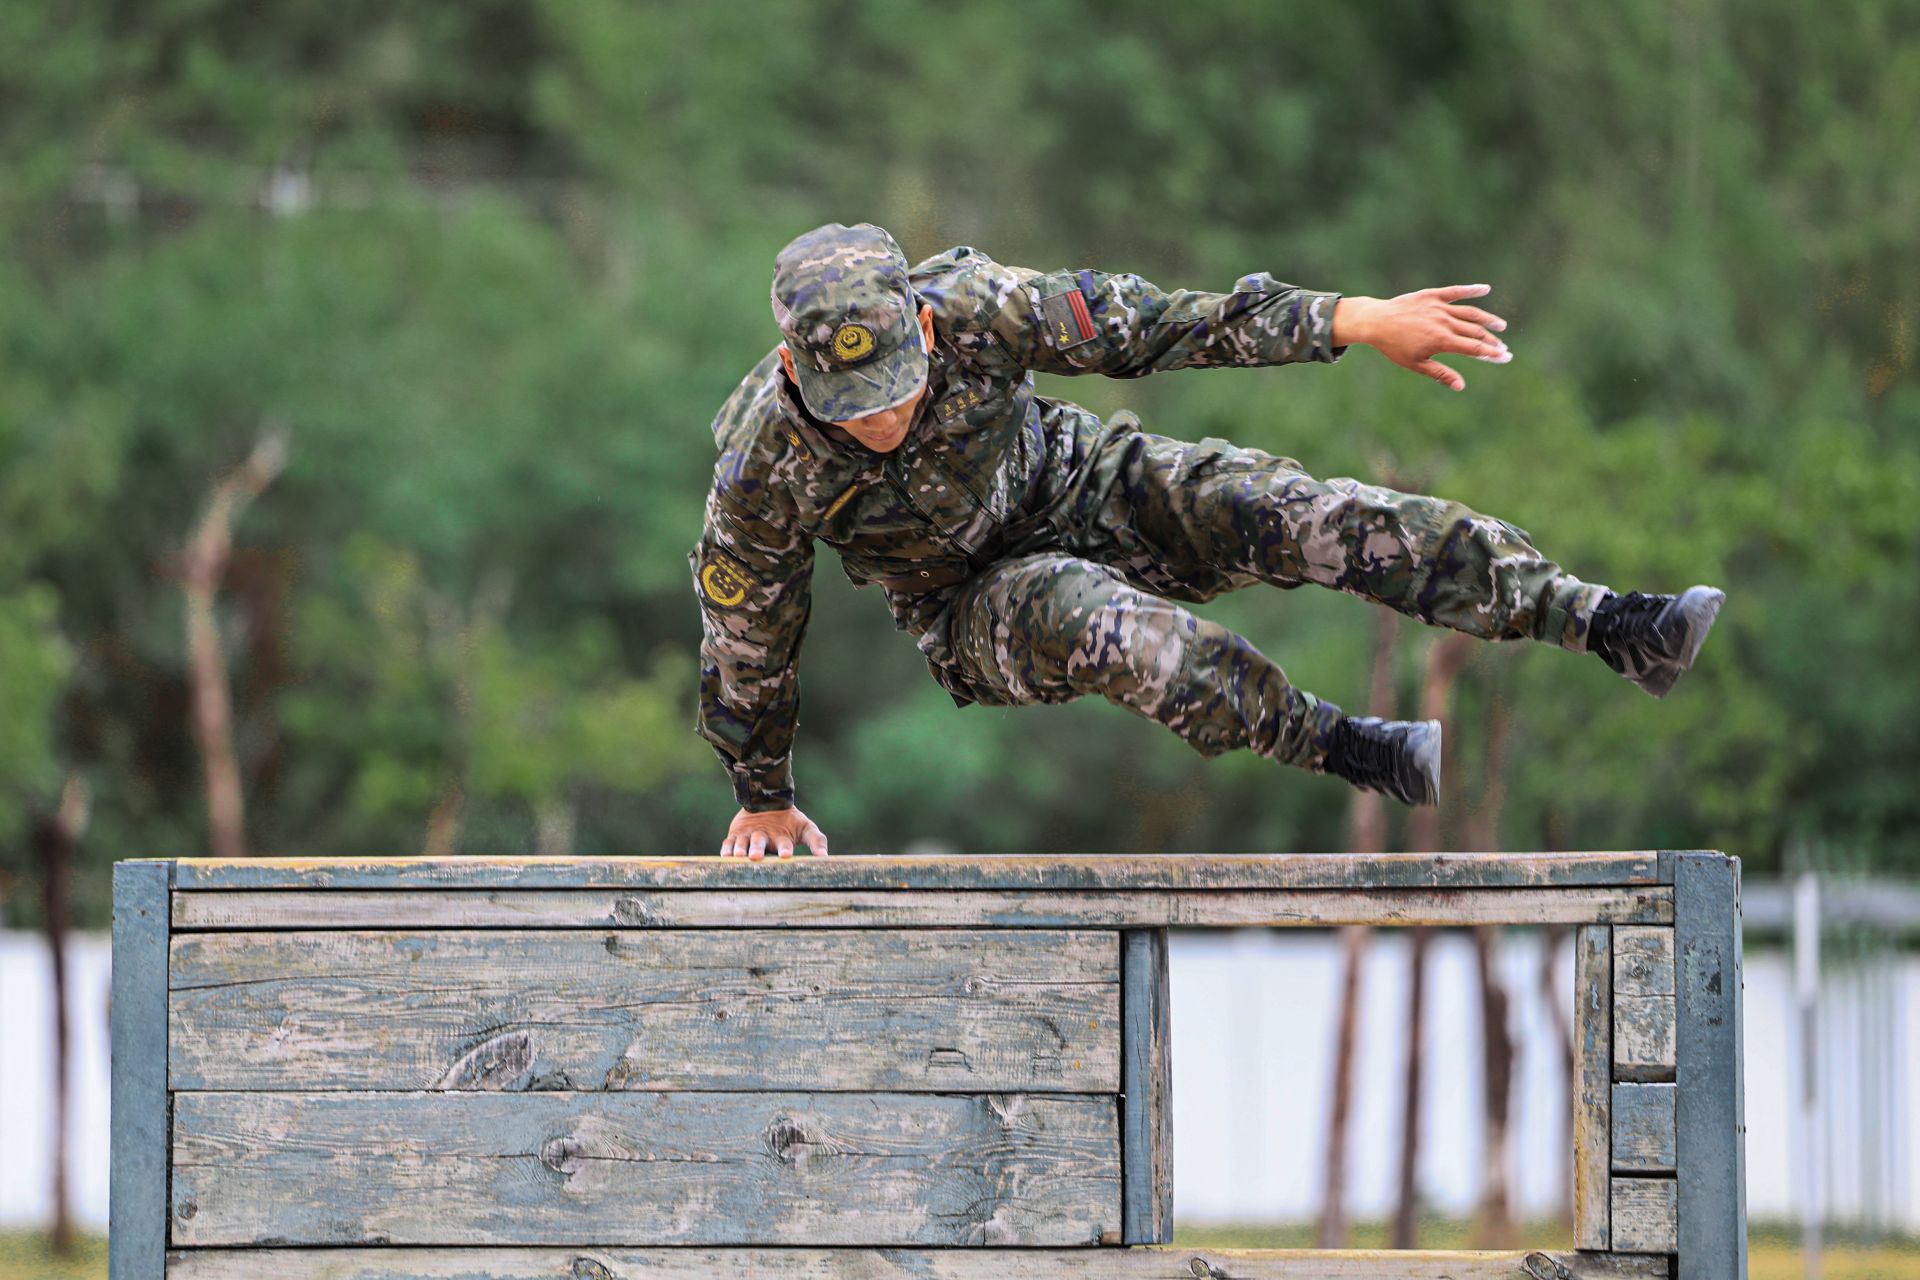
[1085,431,1612,651]
[935,551,1345,769]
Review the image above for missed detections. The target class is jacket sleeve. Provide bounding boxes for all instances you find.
[976,258,1348,378]
[690,464,814,812]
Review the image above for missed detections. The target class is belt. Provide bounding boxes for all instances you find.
[876,511,1066,595]
[877,562,975,594]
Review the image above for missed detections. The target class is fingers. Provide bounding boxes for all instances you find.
[1412,358,1466,392]
[1428,283,1492,302]
[720,815,827,862]
[1446,304,1507,333]
[1443,320,1510,360]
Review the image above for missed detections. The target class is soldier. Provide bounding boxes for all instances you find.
[692,222,1724,860]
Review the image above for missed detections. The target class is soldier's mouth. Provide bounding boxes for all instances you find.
[858,420,910,450]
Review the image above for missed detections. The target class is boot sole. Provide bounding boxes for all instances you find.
[1640,585,1726,698]
[1408,718,1443,806]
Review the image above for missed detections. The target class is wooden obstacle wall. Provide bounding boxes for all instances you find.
[111,852,1746,1279]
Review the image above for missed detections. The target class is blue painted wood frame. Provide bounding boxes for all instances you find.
[1675,851,1747,1280]
[111,859,172,1280]
[1120,927,1172,1244]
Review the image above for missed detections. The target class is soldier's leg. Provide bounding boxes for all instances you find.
[935,551,1345,770]
[1088,431,1611,651]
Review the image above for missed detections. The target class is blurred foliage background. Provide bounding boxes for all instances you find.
[3,0,1917,926]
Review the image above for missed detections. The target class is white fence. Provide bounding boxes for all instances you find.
[2,923,1915,1232]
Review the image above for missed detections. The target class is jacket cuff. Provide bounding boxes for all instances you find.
[1299,289,1348,364]
[733,762,796,812]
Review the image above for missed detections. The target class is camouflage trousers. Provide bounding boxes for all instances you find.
[918,415,1611,771]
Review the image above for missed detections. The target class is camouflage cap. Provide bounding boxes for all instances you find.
[771,222,927,422]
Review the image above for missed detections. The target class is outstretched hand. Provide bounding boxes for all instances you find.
[1332,285,1512,391]
[718,806,830,860]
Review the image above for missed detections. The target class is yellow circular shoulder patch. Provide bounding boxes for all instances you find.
[700,556,750,607]
[832,322,876,362]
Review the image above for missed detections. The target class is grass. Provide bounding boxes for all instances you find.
[5,1225,1916,1278]
[0,1230,108,1280]
[1175,1221,1920,1279]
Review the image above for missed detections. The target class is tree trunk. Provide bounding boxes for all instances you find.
[1391,925,1431,1249]
[1540,921,1574,1228]
[1467,690,1517,1246]
[1470,926,1517,1246]
[1393,633,1474,1248]
[33,775,88,1255]
[1318,610,1399,1247]
[1319,924,1368,1247]
[1542,809,1577,1227]
[535,795,577,857]
[182,429,288,860]
[423,784,464,858]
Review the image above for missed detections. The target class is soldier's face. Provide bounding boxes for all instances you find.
[782,305,937,454]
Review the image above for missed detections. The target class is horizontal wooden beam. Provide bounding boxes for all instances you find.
[169,928,1119,1093]
[171,1090,1120,1248]
[171,852,1664,892]
[165,1246,1674,1279]
[172,886,1674,931]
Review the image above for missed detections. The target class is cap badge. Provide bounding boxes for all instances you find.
[831,322,876,362]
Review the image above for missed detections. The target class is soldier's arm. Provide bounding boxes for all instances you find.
[958,255,1510,388]
[690,469,814,813]
[981,260,1349,377]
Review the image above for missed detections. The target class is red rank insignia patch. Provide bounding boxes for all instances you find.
[1039,288,1098,349]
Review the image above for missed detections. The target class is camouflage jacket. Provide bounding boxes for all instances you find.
[692,246,1347,811]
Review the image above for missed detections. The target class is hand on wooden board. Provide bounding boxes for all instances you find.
[718,807,831,860]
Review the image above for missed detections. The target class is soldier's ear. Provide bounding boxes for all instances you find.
[918,304,935,346]
[777,344,797,380]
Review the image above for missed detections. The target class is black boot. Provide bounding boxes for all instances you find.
[1587,585,1726,698]
[1323,715,1442,807]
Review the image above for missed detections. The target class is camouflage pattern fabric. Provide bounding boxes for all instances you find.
[926,411,1610,770]
[692,243,1608,810]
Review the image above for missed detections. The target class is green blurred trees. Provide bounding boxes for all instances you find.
[2,0,1915,924]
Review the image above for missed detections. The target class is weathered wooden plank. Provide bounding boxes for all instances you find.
[1675,851,1747,1280]
[1609,1177,1679,1253]
[1611,1083,1677,1173]
[1121,928,1173,1245]
[1572,925,1612,1250]
[165,1246,1675,1278]
[110,860,171,1280]
[1612,996,1677,1082]
[170,1091,1120,1248]
[1613,927,1675,997]
[168,928,1118,1093]
[171,851,1664,892]
[171,886,1675,930]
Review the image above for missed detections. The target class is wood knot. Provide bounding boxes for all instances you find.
[570,1257,615,1280]
[541,1135,586,1176]
[1523,1253,1573,1280]
[611,896,651,926]
[765,1116,810,1164]
[986,1094,1029,1128]
[174,1198,197,1221]
[1187,1258,1214,1278]
[435,1029,535,1091]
